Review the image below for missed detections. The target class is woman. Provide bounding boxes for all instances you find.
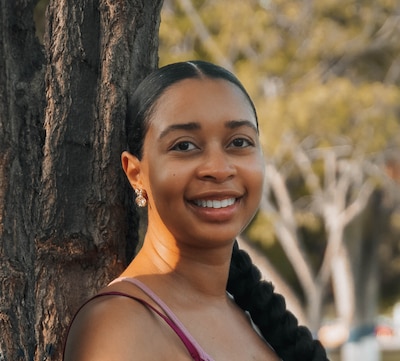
[64,61,329,361]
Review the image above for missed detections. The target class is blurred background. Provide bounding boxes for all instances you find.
[160,1,400,360]
[35,1,400,360]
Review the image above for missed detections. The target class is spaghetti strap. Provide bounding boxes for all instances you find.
[109,277,215,361]
[63,281,214,361]
[89,291,203,361]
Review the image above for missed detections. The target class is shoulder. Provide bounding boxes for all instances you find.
[63,291,157,361]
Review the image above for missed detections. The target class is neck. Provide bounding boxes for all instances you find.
[123,232,235,300]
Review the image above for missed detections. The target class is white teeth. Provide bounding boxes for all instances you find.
[194,198,236,208]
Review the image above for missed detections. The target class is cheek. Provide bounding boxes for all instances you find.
[147,163,183,204]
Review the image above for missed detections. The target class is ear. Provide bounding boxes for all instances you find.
[121,151,142,189]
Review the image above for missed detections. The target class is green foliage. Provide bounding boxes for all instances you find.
[259,78,400,153]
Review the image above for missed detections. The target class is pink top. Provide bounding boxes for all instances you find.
[108,277,215,361]
[64,277,279,361]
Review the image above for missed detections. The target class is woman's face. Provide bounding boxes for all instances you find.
[132,78,265,248]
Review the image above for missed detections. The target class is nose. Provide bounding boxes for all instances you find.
[196,147,236,182]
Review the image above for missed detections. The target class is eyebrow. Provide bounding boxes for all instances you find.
[158,119,258,140]
[225,119,258,133]
[159,122,201,140]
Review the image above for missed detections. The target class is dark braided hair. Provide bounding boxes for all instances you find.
[126,60,329,361]
[228,241,329,361]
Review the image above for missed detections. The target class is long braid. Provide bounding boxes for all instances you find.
[227,241,329,361]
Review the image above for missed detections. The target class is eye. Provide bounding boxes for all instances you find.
[171,141,197,152]
[230,138,253,148]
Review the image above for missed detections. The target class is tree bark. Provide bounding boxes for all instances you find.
[0,0,163,360]
[0,1,45,359]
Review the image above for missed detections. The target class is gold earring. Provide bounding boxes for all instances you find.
[135,188,147,207]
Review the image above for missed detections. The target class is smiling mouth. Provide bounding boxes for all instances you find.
[192,198,236,209]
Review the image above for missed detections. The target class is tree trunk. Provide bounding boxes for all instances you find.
[0,1,45,359]
[0,0,163,360]
[343,190,382,329]
[339,191,384,361]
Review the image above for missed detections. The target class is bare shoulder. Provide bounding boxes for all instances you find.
[63,292,157,361]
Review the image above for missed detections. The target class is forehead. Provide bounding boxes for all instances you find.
[149,77,256,127]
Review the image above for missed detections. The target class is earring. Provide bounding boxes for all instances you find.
[135,188,147,207]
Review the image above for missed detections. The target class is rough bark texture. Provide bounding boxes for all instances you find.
[0,1,45,359]
[0,0,163,360]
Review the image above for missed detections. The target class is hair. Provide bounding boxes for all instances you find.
[125,60,329,361]
[228,241,329,361]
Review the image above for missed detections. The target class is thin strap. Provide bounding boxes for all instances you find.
[93,292,203,360]
[63,291,204,361]
[110,277,214,361]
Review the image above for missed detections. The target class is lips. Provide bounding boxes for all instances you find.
[193,197,236,209]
